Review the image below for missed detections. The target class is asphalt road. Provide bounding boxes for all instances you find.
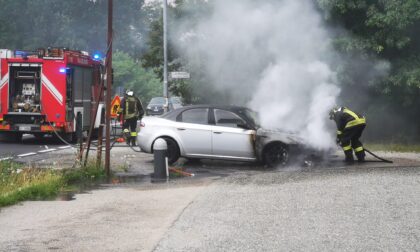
[155,166,420,252]
[0,151,419,252]
[0,134,68,159]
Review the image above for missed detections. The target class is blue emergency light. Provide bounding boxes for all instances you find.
[59,67,71,74]
[15,50,26,56]
[92,50,104,61]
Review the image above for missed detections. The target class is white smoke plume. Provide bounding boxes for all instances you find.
[174,0,341,150]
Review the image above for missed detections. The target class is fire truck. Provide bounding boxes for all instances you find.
[0,48,105,142]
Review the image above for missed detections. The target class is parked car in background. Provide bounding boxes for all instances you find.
[169,97,183,109]
[146,96,183,116]
[138,105,320,167]
[146,97,166,116]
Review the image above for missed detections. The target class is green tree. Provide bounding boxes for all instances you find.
[113,51,161,104]
[318,0,420,141]
[141,0,216,103]
[0,0,148,56]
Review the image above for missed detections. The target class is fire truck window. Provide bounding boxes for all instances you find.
[83,68,93,98]
[71,66,93,127]
[66,69,74,121]
[72,66,93,104]
[73,67,84,103]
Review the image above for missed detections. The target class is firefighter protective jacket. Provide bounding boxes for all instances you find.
[333,107,366,137]
[121,96,144,120]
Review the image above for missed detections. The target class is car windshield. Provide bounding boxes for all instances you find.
[149,97,165,104]
[243,108,260,128]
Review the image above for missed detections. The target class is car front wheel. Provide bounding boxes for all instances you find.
[263,143,289,167]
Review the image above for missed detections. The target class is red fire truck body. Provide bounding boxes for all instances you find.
[0,48,104,141]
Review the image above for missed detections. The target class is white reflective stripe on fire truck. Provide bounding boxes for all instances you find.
[0,73,9,89]
[41,73,63,105]
[10,63,41,67]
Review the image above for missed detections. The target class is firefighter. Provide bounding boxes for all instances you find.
[120,90,144,146]
[329,106,366,163]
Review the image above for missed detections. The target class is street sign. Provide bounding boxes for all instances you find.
[110,95,121,118]
[170,71,190,79]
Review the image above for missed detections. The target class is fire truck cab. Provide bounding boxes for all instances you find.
[0,48,104,141]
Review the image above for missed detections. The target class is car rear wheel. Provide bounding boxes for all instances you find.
[263,143,289,167]
[161,137,180,165]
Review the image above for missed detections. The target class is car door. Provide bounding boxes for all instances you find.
[175,108,212,157]
[211,109,256,159]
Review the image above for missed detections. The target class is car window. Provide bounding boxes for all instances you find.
[149,97,165,104]
[179,108,209,124]
[214,109,246,128]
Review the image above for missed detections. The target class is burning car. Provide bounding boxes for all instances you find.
[137,105,319,167]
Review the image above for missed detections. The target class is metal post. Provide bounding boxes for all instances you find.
[163,0,169,111]
[153,138,168,182]
[105,0,113,179]
[76,112,83,160]
[96,124,104,168]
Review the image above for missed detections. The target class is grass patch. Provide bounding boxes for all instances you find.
[365,143,420,153]
[0,161,106,207]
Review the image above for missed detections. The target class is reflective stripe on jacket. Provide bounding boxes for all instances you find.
[334,107,366,135]
[343,108,366,129]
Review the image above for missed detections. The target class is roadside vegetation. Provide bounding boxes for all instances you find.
[0,161,106,207]
[365,143,420,153]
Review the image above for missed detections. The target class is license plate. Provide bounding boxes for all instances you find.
[19,126,31,131]
[154,107,158,111]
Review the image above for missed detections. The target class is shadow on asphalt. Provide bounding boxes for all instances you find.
[0,134,67,145]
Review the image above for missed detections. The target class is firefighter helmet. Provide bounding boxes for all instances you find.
[126,90,134,96]
[329,107,339,120]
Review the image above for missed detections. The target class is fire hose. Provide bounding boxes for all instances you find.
[364,148,393,163]
[336,141,393,163]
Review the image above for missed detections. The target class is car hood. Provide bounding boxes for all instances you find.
[256,128,305,145]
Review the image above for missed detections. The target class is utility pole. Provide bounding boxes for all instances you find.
[163,0,169,110]
[105,0,113,179]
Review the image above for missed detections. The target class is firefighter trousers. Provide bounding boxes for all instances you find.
[339,124,366,162]
[123,117,138,145]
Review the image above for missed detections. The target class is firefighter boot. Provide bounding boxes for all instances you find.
[344,150,354,164]
[355,148,365,162]
[130,132,137,146]
[123,129,130,145]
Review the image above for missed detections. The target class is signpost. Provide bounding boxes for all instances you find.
[110,95,121,118]
[169,71,190,79]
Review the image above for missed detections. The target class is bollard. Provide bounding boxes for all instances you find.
[153,138,168,181]
[76,112,83,158]
[96,124,104,168]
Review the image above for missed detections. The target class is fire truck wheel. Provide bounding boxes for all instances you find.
[33,133,45,140]
[57,133,76,144]
[65,133,77,144]
[1,132,22,142]
[11,132,22,142]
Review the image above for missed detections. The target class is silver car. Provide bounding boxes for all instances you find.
[137,105,315,167]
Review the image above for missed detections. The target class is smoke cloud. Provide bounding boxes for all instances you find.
[174,0,342,150]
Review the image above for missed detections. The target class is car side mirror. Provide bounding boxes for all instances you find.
[237,122,250,129]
